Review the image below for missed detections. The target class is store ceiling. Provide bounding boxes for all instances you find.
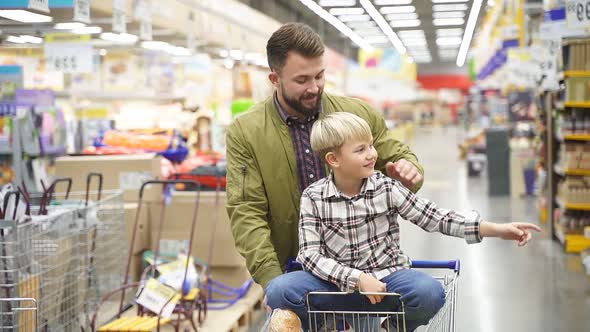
[238,0,486,66]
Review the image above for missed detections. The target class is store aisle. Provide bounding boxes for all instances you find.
[250,126,590,332]
[403,126,590,332]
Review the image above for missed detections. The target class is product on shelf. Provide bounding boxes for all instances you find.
[565,78,590,102]
[557,175,590,205]
[563,39,590,72]
[558,142,590,169]
[557,210,590,235]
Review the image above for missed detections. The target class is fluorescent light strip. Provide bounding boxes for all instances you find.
[436,28,464,35]
[55,22,86,30]
[402,38,427,46]
[73,26,102,34]
[390,19,421,28]
[100,32,138,44]
[319,0,355,6]
[457,0,482,66]
[433,18,464,26]
[366,36,391,44]
[347,20,377,28]
[433,11,465,19]
[0,10,52,23]
[398,29,425,36]
[375,0,412,4]
[380,6,416,14]
[355,27,387,36]
[431,0,469,3]
[436,36,462,46]
[299,0,373,51]
[433,4,468,11]
[6,36,25,43]
[329,7,364,15]
[338,14,371,22]
[385,13,419,20]
[360,0,405,53]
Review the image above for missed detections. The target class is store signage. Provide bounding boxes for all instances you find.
[44,33,93,73]
[187,12,196,52]
[29,0,49,12]
[73,0,90,24]
[566,0,590,28]
[132,0,150,21]
[139,19,152,41]
[112,0,126,33]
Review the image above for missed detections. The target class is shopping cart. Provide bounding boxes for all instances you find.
[306,260,460,332]
[0,175,126,332]
[0,298,38,331]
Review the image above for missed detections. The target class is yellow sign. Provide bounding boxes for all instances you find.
[44,33,91,43]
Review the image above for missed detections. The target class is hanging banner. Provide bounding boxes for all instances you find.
[566,0,590,29]
[0,0,49,13]
[112,0,126,33]
[139,19,152,41]
[134,0,152,40]
[73,0,91,24]
[29,0,49,12]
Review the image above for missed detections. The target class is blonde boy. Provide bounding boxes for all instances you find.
[293,112,541,331]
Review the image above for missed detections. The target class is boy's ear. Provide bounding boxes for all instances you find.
[325,152,339,168]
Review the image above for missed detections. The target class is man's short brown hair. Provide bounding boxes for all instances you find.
[266,23,324,72]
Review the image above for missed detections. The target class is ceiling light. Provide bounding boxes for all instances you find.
[230,49,243,60]
[431,0,469,3]
[457,0,483,67]
[360,0,405,53]
[299,0,373,50]
[169,46,191,56]
[366,36,390,43]
[390,19,421,27]
[347,20,377,28]
[398,29,425,37]
[0,10,52,23]
[438,44,460,49]
[433,4,468,11]
[100,32,138,44]
[224,58,234,69]
[19,35,42,44]
[73,26,102,34]
[436,36,462,46]
[141,41,169,50]
[338,14,371,22]
[402,38,427,46]
[379,6,415,14]
[329,7,364,15]
[6,36,25,44]
[375,0,412,4]
[385,13,419,20]
[436,28,464,35]
[99,49,107,56]
[319,0,355,6]
[218,49,229,57]
[433,18,465,26]
[55,22,86,30]
[433,11,465,19]
[354,27,386,36]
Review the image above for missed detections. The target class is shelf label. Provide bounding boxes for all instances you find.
[566,0,590,29]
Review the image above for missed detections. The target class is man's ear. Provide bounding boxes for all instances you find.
[268,71,279,88]
[325,151,339,168]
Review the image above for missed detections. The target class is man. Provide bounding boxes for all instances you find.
[225,22,425,326]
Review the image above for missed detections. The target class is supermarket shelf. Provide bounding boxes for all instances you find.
[557,200,590,211]
[564,101,590,108]
[554,223,590,253]
[563,134,590,141]
[564,71,590,78]
[55,90,186,101]
[565,169,590,176]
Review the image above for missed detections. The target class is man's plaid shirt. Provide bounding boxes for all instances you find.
[297,171,482,291]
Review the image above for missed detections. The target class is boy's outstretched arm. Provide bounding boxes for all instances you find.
[480,222,542,247]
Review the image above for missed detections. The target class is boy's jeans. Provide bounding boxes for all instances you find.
[266,269,445,332]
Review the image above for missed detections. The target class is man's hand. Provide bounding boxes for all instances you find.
[386,160,422,189]
[359,273,386,305]
[480,222,542,247]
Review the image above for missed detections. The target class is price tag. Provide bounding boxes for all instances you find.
[45,43,93,73]
[74,0,91,24]
[566,0,590,29]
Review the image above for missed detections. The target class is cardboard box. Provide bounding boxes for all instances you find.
[125,203,151,255]
[54,154,162,203]
[148,191,246,268]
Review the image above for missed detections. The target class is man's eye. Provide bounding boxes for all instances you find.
[296,79,306,84]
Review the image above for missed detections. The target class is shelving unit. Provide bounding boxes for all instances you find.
[546,37,590,254]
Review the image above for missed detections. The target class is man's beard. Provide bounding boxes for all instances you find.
[281,84,323,118]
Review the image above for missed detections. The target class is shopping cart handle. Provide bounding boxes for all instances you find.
[410,260,460,273]
[139,179,201,199]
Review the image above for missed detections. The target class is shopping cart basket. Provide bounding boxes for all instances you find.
[306,260,460,332]
[0,298,38,331]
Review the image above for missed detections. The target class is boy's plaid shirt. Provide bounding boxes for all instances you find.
[297,171,482,291]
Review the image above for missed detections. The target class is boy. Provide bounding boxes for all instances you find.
[295,112,541,331]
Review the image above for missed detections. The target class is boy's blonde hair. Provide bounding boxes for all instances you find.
[311,112,373,161]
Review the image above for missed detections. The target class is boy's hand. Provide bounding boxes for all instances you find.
[359,273,386,305]
[481,222,542,246]
[386,160,422,189]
